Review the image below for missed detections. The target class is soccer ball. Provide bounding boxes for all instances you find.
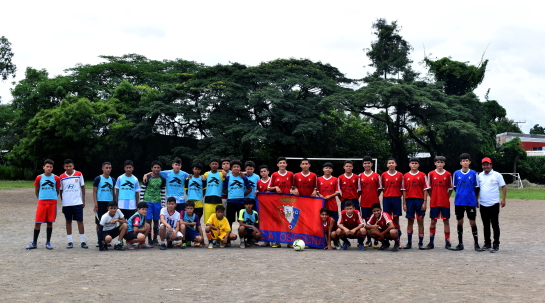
[293,239,305,251]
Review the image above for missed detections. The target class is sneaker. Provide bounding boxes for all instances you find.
[153,238,160,247]
[181,242,186,249]
[445,242,452,249]
[100,241,108,251]
[490,244,499,253]
[271,242,281,248]
[391,245,399,252]
[341,241,351,250]
[448,243,464,251]
[378,242,388,250]
[160,243,167,250]
[364,241,372,248]
[127,243,136,250]
[26,242,37,250]
[373,240,380,249]
[81,242,89,249]
[240,241,246,249]
[474,244,482,252]
[220,242,225,248]
[225,242,231,248]
[287,244,293,248]
[107,243,112,247]
[208,242,214,249]
[357,243,367,251]
[167,241,173,248]
[418,243,424,249]
[482,244,491,251]
[67,242,74,249]
[45,242,53,250]
[403,243,412,249]
[114,243,125,251]
[334,242,341,250]
[420,243,433,250]
[138,243,153,249]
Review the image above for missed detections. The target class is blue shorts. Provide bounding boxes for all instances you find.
[62,205,84,222]
[329,210,339,222]
[430,207,450,219]
[405,198,425,219]
[360,207,372,220]
[341,199,360,212]
[185,228,201,241]
[145,203,161,220]
[383,196,402,217]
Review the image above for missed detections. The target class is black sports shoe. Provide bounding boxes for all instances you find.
[445,242,452,249]
[160,243,167,250]
[403,243,412,249]
[482,244,491,251]
[153,238,160,247]
[490,244,499,253]
[448,243,464,251]
[114,243,125,251]
[391,245,399,252]
[419,243,431,250]
[378,242,388,250]
[101,241,108,251]
[474,244,482,252]
[81,242,89,249]
[67,242,74,249]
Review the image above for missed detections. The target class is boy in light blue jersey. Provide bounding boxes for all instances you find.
[238,198,260,248]
[203,158,225,224]
[115,160,142,220]
[223,160,253,231]
[144,157,189,212]
[451,153,481,251]
[185,162,206,219]
[93,162,116,247]
[244,161,260,207]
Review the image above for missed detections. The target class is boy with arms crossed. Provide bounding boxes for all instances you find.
[337,160,361,211]
[317,162,340,221]
[203,158,225,224]
[238,199,261,248]
[142,160,166,246]
[320,208,340,250]
[292,158,317,197]
[402,157,430,250]
[206,205,237,248]
[159,197,183,250]
[336,200,367,250]
[381,158,404,247]
[179,200,205,248]
[60,159,87,249]
[115,160,142,221]
[366,203,400,252]
[97,201,127,251]
[451,153,481,251]
[93,162,116,248]
[185,162,206,218]
[425,156,453,249]
[244,161,261,204]
[359,156,382,248]
[124,202,151,250]
[26,159,61,250]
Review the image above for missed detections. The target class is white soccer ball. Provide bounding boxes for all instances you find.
[293,239,305,251]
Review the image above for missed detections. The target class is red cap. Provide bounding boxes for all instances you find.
[481,157,492,164]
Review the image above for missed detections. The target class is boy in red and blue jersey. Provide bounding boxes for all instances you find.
[425,156,453,250]
[402,157,430,250]
[337,160,361,211]
[26,159,61,250]
[366,203,400,252]
[451,153,481,251]
[359,156,382,248]
[292,158,317,197]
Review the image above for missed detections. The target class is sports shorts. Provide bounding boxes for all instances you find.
[360,207,372,221]
[380,228,401,239]
[430,206,450,219]
[95,201,110,224]
[120,209,136,221]
[383,196,402,217]
[185,228,201,242]
[341,199,360,211]
[145,202,161,220]
[204,203,222,224]
[102,226,121,240]
[62,204,84,221]
[405,198,425,219]
[455,205,477,220]
[35,200,57,223]
[124,231,142,242]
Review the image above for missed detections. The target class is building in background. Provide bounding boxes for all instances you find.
[496,133,545,156]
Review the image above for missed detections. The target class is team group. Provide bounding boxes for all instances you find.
[26,153,506,252]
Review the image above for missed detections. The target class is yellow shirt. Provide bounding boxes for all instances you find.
[206,213,231,233]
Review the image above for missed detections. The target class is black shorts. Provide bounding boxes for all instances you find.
[62,205,84,222]
[455,205,477,220]
[194,207,203,219]
[124,231,142,242]
[205,196,222,204]
[121,209,136,221]
[95,201,110,224]
[102,226,121,240]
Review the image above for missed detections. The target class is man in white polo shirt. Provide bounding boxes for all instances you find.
[477,157,506,253]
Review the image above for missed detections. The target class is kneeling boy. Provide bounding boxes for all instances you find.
[320,208,340,250]
[366,203,401,252]
[124,202,151,250]
[336,200,367,250]
[206,205,237,248]
[159,197,183,250]
[98,201,127,251]
[238,198,261,248]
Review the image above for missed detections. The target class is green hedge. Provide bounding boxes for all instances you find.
[0,166,40,180]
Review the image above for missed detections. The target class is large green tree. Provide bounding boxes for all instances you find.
[0,36,16,82]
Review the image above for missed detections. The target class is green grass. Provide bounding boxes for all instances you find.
[505,188,545,200]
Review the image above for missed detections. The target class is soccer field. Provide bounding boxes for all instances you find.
[1,188,544,302]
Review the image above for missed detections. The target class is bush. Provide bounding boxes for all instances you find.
[518,157,545,185]
[0,165,39,180]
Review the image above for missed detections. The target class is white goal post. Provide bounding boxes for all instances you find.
[285,157,378,173]
[500,173,523,189]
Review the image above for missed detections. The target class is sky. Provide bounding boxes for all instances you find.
[1,0,543,132]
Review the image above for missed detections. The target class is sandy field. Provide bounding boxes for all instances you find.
[0,188,544,302]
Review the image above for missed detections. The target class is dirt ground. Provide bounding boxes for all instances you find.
[1,188,544,302]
